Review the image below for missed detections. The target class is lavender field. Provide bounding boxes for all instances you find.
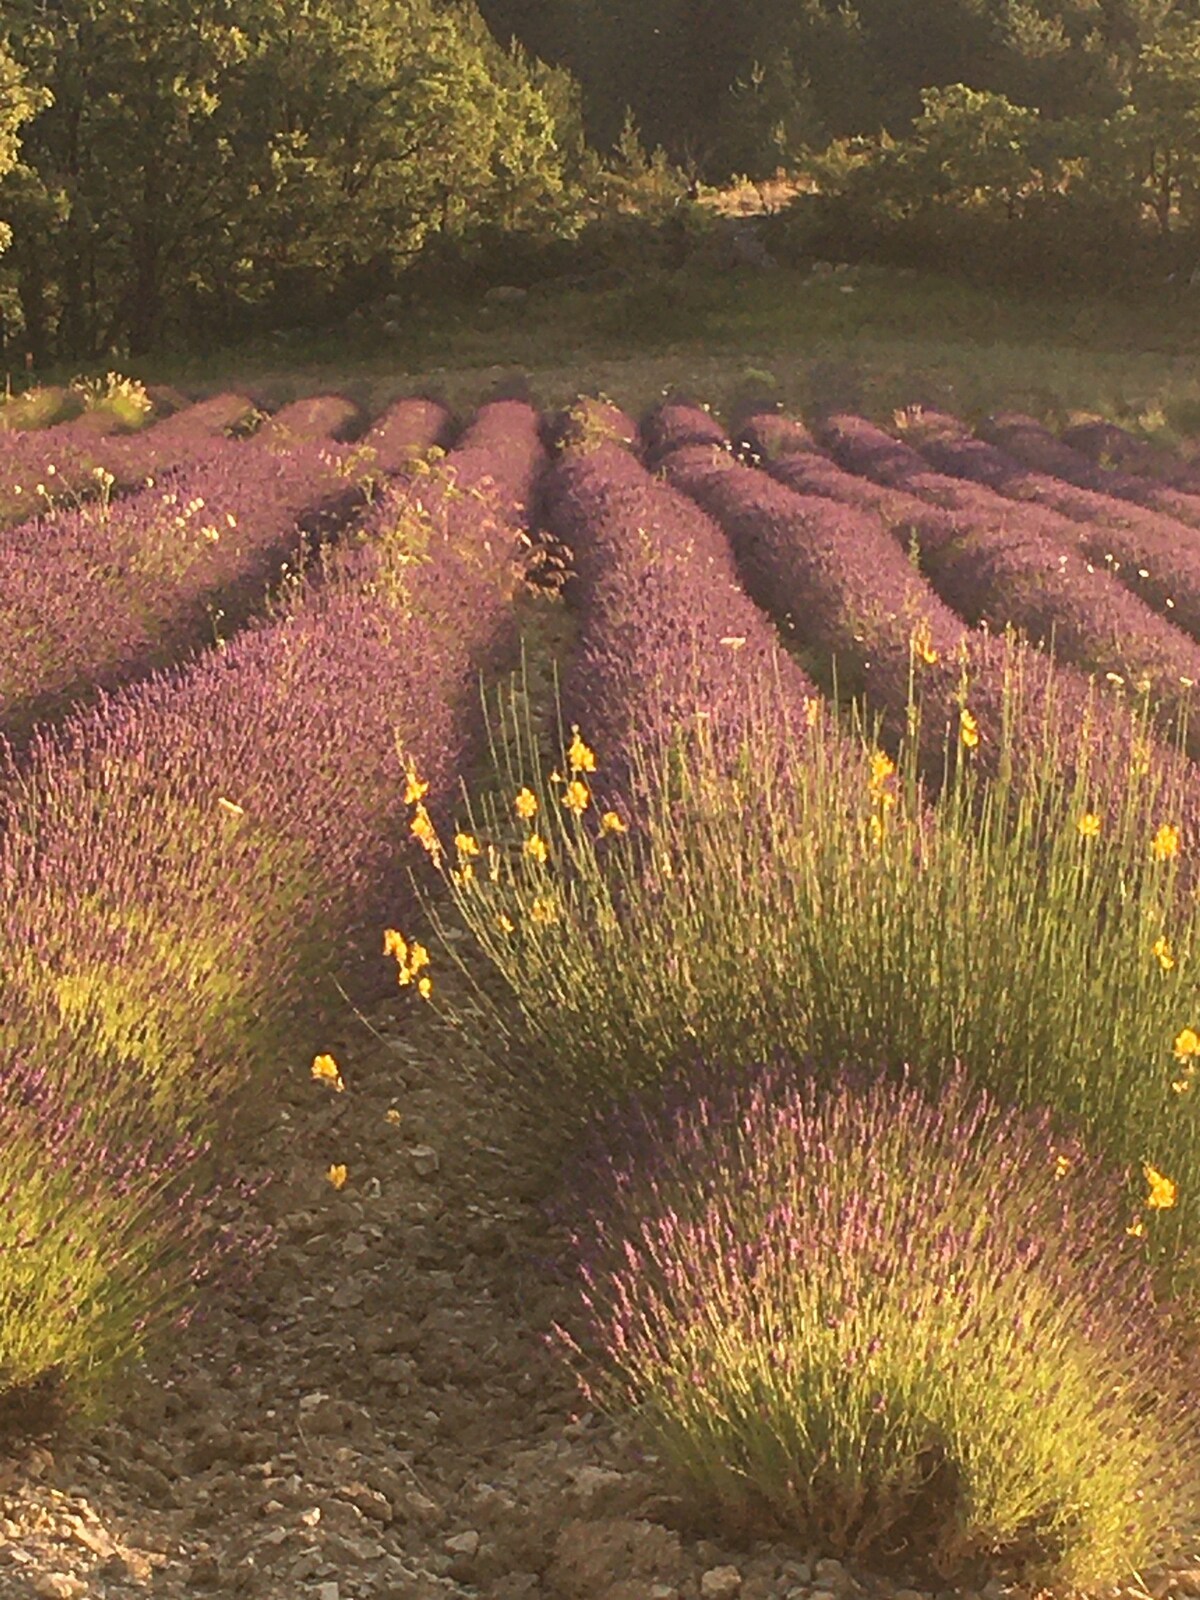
[3,386,1200,1599]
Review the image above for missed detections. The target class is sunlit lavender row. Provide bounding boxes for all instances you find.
[0,398,537,1411]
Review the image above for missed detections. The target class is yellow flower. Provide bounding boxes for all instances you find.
[1173,1026,1200,1061]
[869,751,896,788]
[959,707,980,749]
[1153,936,1175,973]
[530,897,557,924]
[327,1164,348,1190]
[455,831,481,857]
[1144,1163,1178,1211]
[384,1108,402,1126]
[567,727,597,774]
[384,930,430,987]
[1126,1215,1146,1239]
[497,912,515,933]
[524,833,549,864]
[417,975,433,999]
[912,620,939,665]
[410,803,442,860]
[804,697,821,728]
[868,813,886,847]
[404,769,429,805]
[311,1054,345,1092]
[514,787,539,821]
[600,811,627,835]
[1054,1153,1072,1179]
[1172,1072,1194,1096]
[488,843,502,883]
[562,780,591,814]
[1151,823,1181,862]
[453,862,476,887]
[1077,812,1102,839]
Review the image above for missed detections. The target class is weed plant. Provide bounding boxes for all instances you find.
[404,663,1200,1299]
[548,1057,1200,1589]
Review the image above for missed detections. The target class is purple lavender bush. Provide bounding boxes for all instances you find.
[0,402,539,1412]
[251,394,364,448]
[542,428,823,803]
[898,408,1200,646]
[641,397,729,467]
[814,413,1200,756]
[661,412,1200,858]
[0,1046,272,1420]
[1063,419,1200,493]
[978,411,1200,527]
[552,1056,1200,1588]
[0,393,257,535]
[659,434,967,716]
[0,398,450,750]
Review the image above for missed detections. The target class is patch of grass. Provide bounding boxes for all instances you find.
[403,662,1200,1302]
[75,267,1200,439]
[0,385,81,431]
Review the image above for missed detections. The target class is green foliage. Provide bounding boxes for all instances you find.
[411,659,1200,1299]
[0,35,48,253]
[0,0,585,359]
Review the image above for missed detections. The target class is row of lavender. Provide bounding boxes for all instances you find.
[0,399,542,1411]
[471,405,1200,1587]
[0,396,452,750]
[0,388,370,539]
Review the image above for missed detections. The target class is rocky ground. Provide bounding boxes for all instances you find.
[1,981,1199,1600]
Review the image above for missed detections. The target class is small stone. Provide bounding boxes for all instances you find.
[408,1144,440,1177]
[33,1577,88,1600]
[783,1563,814,1585]
[649,1588,680,1600]
[702,1567,744,1599]
[339,1481,393,1524]
[815,1560,848,1591]
[569,1465,626,1504]
[894,1591,928,1600]
[299,1506,322,1527]
[404,1489,443,1524]
[445,1529,481,1557]
[315,1584,340,1600]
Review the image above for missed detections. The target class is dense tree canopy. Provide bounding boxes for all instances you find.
[0,0,585,358]
[3,0,1200,358]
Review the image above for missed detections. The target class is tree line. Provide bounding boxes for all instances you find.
[3,0,1200,363]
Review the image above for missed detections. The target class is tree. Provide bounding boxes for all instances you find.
[0,36,49,256]
[0,0,584,358]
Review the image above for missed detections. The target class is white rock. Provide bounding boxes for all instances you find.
[702,1567,744,1599]
[445,1529,481,1557]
